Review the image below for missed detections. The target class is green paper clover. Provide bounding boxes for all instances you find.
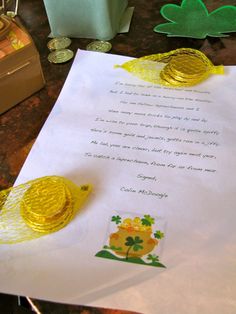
[154,0,236,39]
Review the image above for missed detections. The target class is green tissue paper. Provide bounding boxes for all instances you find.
[43,0,132,40]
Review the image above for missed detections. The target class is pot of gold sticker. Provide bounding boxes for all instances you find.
[0,176,92,243]
[116,48,224,87]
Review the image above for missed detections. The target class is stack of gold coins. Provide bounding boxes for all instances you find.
[0,176,92,244]
[159,49,223,87]
[20,177,74,233]
[117,48,224,87]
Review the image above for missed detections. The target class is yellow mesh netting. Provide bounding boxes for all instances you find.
[0,176,92,244]
[115,48,224,87]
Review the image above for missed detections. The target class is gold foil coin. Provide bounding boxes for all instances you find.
[158,48,216,87]
[168,54,208,78]
[160,70,181,87]
[22,190,74,233]
[164,64,203,83]
[20,177,74,233]
[160,67,199,87]
[48,49,74,64]
[21,177,66,218]
[47,37,72,51]
[86,40,112,53]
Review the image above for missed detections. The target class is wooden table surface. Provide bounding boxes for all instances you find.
[1,0,236,312]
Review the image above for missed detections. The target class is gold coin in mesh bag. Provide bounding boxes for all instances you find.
[159,50,214,86]
[116,48,224,87]
[21,176,67,219]
[0,176,92,243]
[167,54,209,78]
[21,185,74,233]
[159,69,186,87]
[160,65,202,87]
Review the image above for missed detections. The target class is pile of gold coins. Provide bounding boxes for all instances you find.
[0,176,92,243]
[117,48,224,87]
[120,217,152,232]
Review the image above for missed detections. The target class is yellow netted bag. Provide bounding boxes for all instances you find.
[115,48,224,87]
[0,176,92,244]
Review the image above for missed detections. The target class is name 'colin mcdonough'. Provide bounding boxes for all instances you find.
[138,189,168,199]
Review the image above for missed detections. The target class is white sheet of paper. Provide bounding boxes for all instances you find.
[1,50,236,314]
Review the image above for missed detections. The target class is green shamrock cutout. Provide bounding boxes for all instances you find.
[154,0,236,39]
